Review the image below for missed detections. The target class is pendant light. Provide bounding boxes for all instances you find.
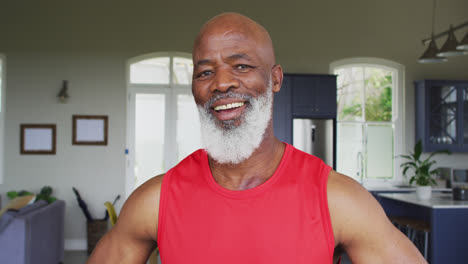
[436,25,468,57]
[419,35,448,63]
[457,32,468,50]
[418,0,447,63]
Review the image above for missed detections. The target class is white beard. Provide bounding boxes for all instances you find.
[197,81,273,164]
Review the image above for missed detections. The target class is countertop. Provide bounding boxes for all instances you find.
[378,192,468,209]
[366,186,451,192]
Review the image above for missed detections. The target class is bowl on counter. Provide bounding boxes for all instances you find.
[453,186,468,201]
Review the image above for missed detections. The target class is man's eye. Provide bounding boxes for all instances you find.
[196,71,213,78]
[234,64,251,70]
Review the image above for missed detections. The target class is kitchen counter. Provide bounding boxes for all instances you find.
[379,192,468,208]
[366,186,451,192]
[378,192,468,264]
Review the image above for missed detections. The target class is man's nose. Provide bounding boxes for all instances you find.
[211,69,240,93]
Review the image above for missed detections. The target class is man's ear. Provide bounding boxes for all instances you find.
[271,64,283,93]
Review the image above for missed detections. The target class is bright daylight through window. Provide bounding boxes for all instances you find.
[127,53,201,194]
[333,60,404,185]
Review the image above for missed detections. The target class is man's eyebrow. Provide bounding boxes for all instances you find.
[227,53,252,61]
[195,59,212,66]
[194,53,253,67]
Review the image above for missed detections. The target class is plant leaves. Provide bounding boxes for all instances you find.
[399,155,413,161]
[7,191,18,199]
[40,186,53,197]
[414,140,423,161]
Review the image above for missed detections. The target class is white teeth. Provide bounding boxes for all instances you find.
[214,102,244,111]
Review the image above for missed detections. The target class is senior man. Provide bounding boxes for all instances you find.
[88,13,426,264]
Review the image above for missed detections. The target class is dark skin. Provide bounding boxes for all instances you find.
[191,14,285,191]
[88,13,427,264]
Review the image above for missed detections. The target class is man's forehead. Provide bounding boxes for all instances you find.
[195,26,261,50]
[193,13,275,65]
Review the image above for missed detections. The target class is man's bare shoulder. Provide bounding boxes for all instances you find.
[118,174,165,241]
[326,170,426,263]
[87,174,165,263]
[326,170,377,245]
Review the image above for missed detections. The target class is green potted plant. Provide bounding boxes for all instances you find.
[7,186,57,204]
[400,140,450,200]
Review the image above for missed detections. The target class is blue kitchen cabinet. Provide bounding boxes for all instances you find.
[291,74,337,118]
[273,73,337,144]
[415,80,468,152]
[273,74,292,144]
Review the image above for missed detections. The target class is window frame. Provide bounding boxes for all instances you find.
[330,57,406,187]
[0,54,5,184]
[125,51,193,197]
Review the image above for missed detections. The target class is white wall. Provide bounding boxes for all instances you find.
[0,52,127,244]
[1,0,468,249]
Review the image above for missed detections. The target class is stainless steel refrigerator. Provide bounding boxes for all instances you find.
[293,118,335,168]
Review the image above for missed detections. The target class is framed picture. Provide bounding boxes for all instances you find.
[20,124,57,155]
[73,115,108,145]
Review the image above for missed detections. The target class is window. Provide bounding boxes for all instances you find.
[0,54,5,183]
[330,58,405,186]
[126,52,201,196]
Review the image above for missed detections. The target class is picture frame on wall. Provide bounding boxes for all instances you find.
[72,115,108,145]
[20,124,57,155]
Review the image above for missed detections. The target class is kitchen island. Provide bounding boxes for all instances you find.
[378,192,468,264]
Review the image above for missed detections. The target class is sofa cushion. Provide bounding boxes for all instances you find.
[0,200,47,233]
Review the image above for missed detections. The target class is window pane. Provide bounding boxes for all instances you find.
[337,123,364,180]
[364,67,393,122]
[173,57,193,85]
[336,67,364,121]
[464,87,468,144]
[177,94,201,162]
[135,94,165,187]
[130,57,170,84]
[428,85,457,145]
[366,124,393,179]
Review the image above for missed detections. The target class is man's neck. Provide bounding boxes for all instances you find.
[207,134,285,191]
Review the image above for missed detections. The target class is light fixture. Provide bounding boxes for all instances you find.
[419,35,448,63]
[457,31,468,50]
[57,80,69,103]
[418,0,448,63]
[436,25,468,57]
[418,0,468,63]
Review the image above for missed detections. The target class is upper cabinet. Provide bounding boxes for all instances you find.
[415,80,468,152]
[273,73,337,144]
[291,74,337,118]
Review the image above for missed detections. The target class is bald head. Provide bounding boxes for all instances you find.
[193,13,276,66]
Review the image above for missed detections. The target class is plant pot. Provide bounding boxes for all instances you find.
[416,185,432,200]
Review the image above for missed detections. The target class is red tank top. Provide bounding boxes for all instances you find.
[157,143,334,263]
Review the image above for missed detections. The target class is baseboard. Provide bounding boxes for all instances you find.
[65,239,87,251]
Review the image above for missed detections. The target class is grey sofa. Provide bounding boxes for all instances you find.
[0,200,65,264]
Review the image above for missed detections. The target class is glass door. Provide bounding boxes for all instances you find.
[134,93,166,188]
[428,85,458,146]
[462,86,468,150]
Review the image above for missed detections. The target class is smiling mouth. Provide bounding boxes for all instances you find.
[213,102,245,111]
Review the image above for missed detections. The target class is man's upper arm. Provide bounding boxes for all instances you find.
[87,174,164,264]
[327,171,427,264]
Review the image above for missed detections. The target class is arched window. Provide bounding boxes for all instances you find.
[330,58,405,186]
[126,52,201,196]
[0,54,5,183]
